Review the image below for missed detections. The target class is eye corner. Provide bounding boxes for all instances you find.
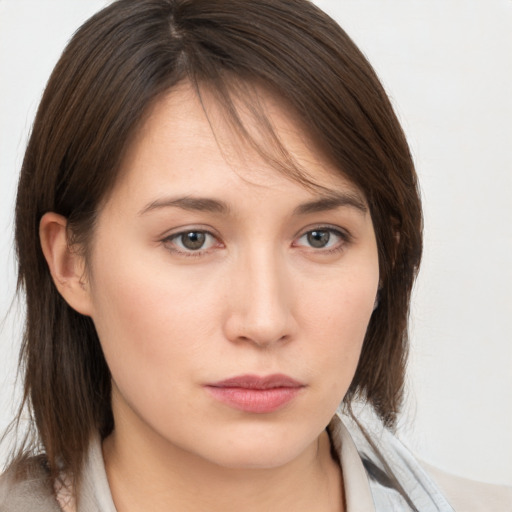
[292,226,352,254]
[161,228,223,257]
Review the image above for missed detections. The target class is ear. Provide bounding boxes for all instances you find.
[39,212,94,316]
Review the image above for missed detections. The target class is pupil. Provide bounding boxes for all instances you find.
[307,230,330,248]
[182,232,206,250]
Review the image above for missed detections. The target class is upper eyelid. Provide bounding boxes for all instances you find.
[160,225,351,239]
[160,225,220,240]
[296,228,347,241]
[160,224,352,247]
[164,229,220,245]
[294,224,352,240]
[162,230,221,256]
[292,226,353,253]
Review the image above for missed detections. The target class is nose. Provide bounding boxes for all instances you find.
[222,249,296,348]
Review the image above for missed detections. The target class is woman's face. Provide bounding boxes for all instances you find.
[83,83,379,469]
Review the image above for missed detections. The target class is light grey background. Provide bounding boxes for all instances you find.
[1,0,511,486]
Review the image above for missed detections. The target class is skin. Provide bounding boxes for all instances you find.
[40,83,379,512]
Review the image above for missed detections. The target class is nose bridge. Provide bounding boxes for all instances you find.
[225,242,293,347]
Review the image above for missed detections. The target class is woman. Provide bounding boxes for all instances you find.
[0,0,510,510]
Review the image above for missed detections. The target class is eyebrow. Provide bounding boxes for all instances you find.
[138,191,367,217]
[293,192,368,215]
[138,196,230,216]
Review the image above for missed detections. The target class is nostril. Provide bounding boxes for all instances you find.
[222,259,295,346]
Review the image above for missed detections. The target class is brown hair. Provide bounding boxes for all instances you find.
[11,0,422,485]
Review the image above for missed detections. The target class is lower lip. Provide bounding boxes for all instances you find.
[205,386,302,413]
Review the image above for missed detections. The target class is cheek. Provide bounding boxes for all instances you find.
[300,265,377,343]
[277,270,376,435]
[299,266,378,381]
[87,261,223,437]
[86,241,219,386]
[95,282,201,348]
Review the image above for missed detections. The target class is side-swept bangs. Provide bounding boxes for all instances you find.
[11,0,422,485]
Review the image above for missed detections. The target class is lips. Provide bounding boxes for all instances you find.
[205,374,305,413]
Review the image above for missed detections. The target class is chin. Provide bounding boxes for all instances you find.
[194,426,317,470]
[208,447,300,470]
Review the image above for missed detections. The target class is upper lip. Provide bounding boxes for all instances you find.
[207,374,304,389]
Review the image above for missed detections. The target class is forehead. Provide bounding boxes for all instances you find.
[115,80,367,205]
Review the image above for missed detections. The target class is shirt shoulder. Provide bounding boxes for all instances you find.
[0,458,62,512]
[424,463,512,512]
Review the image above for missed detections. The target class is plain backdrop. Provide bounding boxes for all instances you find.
[1,0,511,486]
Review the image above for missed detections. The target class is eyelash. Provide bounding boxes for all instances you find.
[162,230,221,258]
[161,226,352,257]
[293,226,352,255]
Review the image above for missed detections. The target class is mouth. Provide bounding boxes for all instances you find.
[204,374,305,414]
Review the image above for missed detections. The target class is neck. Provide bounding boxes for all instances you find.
[102,423,344,512]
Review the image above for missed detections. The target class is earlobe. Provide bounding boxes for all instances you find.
[39,212,93,316]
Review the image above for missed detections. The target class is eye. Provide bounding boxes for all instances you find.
[294,227,348,251]
[164,230,219,254]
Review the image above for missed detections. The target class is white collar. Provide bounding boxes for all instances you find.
[75,409,452,512]
[328,413,376,511]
